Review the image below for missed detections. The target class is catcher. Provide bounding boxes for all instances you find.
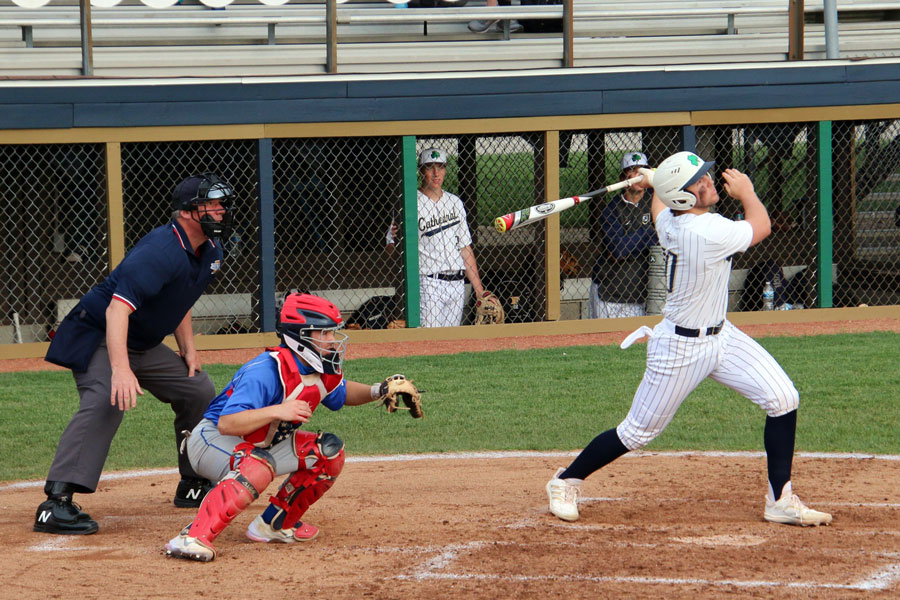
[166,292,422,562]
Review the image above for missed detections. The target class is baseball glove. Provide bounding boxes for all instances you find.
[474,290,504,325]
[377,374,424,418]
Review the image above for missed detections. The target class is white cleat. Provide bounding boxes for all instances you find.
[165,527,216,562]
[246,515,319,543]
[765,491,832,527]
[546,468,580,522]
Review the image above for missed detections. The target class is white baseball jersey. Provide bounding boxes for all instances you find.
[616,209,798,451]
[416,189,472,328]
[417,190,471,276]
[655,209,753,329]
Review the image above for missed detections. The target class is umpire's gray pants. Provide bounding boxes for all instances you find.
[47,341,215,493]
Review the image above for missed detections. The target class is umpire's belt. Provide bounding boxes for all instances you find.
[674,320,724,338]
[426,270,465,282]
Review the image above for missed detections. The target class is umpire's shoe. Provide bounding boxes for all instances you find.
[174,477,214,508]
[33,481,99,535]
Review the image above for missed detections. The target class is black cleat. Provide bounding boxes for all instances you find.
[34,495,99,535]
[174,477,214,508]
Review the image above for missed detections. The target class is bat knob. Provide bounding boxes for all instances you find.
[494,215,512,233]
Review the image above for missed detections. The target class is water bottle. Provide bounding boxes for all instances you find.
[762,280,775,311]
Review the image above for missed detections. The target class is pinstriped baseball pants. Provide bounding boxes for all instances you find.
[616,319,799,451]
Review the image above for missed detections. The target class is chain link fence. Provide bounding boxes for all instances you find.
[417,133,548,325]
[558,128,680,320]
[837,119,900,306]
[3,120,899,349]
[0,143,106,343]
[272,136,403,327]
[694,122,820,313]
[121,140,260,334]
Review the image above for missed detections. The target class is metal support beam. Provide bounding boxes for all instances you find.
[79,0,93,76]
[817,121,834,307]
[789,0,804,60]
[401,136,420,328]
[256,138,277,331]
[563,0,574,68]
[824,0,839,59]
[326,0,337,74]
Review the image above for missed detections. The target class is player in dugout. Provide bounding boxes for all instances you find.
[546,151,832,528]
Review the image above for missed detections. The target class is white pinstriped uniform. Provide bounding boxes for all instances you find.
[417,189,472,328]
[616,209,799,450]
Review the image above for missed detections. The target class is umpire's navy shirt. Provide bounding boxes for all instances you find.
[76,219,222,351]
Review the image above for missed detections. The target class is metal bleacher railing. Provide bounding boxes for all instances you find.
[2,0,900,76]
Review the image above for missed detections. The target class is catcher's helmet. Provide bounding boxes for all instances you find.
[277,293,348,375]
[653,151,715,211]
[171,173,235,240]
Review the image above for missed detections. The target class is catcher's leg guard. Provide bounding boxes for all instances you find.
[186,444,276,549]
[268,431,345,531]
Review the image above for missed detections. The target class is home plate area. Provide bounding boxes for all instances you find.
[350,452,900,598]
[2,452,899,599]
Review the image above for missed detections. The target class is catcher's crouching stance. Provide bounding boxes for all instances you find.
[166,293,422,562]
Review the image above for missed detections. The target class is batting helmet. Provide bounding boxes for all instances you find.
[171,173,235,240]
[277,293,348,375]
[653,151,715,211]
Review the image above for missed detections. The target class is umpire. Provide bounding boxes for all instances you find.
[35,173,236,535]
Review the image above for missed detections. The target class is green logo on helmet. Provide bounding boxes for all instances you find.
[687,154,701,166]
[632,153,642,161]
[431,151,441,159]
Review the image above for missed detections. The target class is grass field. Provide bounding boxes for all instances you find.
[3,331,898,483]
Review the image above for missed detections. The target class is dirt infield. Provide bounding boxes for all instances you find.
[2,319,899,598]
[2,453,899,599]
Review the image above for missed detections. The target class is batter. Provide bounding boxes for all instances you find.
[546,151,832,527]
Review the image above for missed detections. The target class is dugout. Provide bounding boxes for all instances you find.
[1,62,900,357]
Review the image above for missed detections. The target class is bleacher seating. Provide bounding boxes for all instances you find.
[0,0,899,76]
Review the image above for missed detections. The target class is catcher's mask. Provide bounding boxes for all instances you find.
[172,173,236,240]
[277,293,348,375]
[653,151,715,211]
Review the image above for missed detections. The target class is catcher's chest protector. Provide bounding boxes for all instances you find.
[243,347,343,447]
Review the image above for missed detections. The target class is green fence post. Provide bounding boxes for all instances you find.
[401,136,420,327]
[817,121,834,308]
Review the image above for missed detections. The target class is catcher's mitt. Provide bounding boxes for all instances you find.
[377,374,424,418]
[474,290,504,325]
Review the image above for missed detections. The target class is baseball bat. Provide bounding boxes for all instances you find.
[493,175,645,234]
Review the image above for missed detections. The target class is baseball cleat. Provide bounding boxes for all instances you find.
[765,492,832,526]
[173,477,214,508]
[33,496,99,535]
[546,467,581,522]
[246,515,319,543]
[166,526,216,562]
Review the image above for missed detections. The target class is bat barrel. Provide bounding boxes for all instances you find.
[494,213,515,233]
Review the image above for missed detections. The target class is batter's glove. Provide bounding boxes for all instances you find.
[377,374,424,419]
[474,291,504,325]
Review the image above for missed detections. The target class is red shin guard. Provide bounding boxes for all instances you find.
[188,444,275,546]
[269,431,345,530]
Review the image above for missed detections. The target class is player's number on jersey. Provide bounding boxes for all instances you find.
[664,251,677,292]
